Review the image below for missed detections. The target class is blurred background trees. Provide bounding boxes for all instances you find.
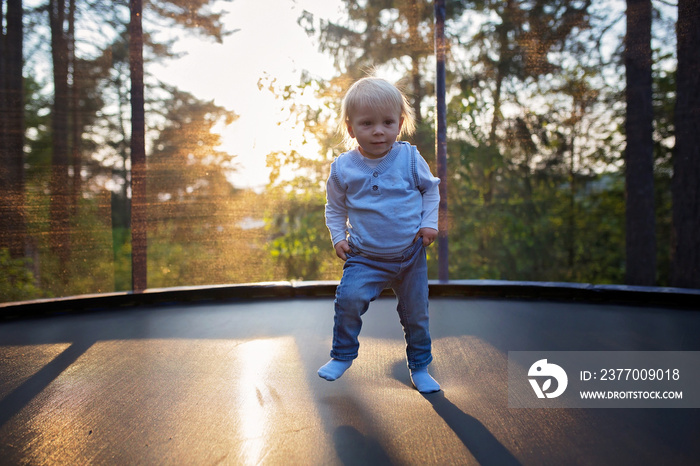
[1,0,697,303]
[269,0,697,287]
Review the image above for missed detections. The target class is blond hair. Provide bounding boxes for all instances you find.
[339,77,416,146]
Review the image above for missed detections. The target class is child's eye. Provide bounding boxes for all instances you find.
[385,120,395,125]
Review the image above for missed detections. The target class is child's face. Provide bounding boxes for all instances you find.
[346,103,403,159]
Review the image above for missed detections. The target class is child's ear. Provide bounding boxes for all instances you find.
[346,121,355,139]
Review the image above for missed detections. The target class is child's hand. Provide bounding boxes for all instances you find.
[415,227,438,247]
[334,240,352,261]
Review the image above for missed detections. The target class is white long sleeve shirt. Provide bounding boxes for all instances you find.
[325,141,440,257]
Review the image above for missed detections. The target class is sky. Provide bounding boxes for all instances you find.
[151,0,345,190]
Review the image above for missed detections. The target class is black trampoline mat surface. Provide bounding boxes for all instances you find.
[1,297,699,465]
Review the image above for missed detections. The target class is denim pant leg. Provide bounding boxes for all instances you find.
[392,242,433,370]
[330,255,393,361]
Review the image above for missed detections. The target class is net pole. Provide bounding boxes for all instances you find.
[434,0,449,282]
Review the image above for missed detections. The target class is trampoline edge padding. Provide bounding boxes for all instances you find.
[1,280,699,321]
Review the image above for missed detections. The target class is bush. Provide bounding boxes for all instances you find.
[0,249,43,303]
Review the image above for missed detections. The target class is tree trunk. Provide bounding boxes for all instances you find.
[49,0,72,277]
[112,73,132,291]
[671,0,700,288]
[624,0,656,286]
[68,0,81,215]
[0,0,26,259]
[407,0,423,125]
[130,0,147,291]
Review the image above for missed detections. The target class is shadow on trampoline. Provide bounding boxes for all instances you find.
[424,391,522,466]
[389,357,520,465]
[0,338,95,429]
[333,425,393,465]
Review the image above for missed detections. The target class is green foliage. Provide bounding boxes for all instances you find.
[446,142,626,283]
[265,186,339,281]
[651,61,676,286]
[111,227,132,291]
[14,187,115,300]
[0,249,43,302]
[258,78,343,281]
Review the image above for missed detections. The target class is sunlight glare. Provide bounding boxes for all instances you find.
[151,0,344,190]
[235,337,289,465]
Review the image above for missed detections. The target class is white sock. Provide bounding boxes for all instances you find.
[410,367,441,393]
[318,359,353,381]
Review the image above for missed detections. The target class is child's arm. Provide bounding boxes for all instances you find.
[325,163,350,259]
[414,149,441,246]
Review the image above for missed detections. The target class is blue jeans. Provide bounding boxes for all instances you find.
[330,239,433,370]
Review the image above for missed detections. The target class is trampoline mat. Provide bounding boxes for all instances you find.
[1,296,699,465]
